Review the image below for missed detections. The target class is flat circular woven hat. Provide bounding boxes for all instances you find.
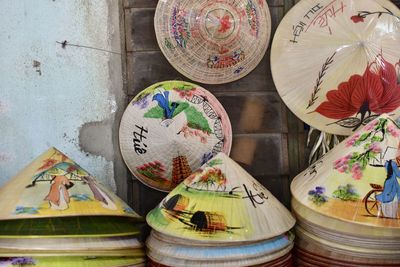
[154,0,271,84]
[271,0,400,136]
[119,81,232,192]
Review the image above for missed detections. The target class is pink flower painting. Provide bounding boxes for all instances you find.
[333,117,396,180]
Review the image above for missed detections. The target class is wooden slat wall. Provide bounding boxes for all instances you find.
[122,0,399,215]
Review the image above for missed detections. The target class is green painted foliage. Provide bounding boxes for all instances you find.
[144,106,164,119]
[207,158,223,167]
[174,84,195,91]
[332,184,360,201]
[173,102,189,116]
[185,106,212,133]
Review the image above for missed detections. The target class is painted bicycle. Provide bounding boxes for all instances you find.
[363,183,383,217]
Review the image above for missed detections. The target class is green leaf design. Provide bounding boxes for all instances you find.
[207,158,223,167]
[332,184,359,201]
[173,102,189,117]
[175,84,195,91]
[165,38,174,50]
[184,106,212,133]
[144,106,164,119]
[361,157,368,169]
[358,132,371,142]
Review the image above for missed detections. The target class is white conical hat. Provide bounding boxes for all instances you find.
[146,153,295,243]
[146,230,292,261]
[295,224,400,260]
[147,230,294,267]
[0,147,142,237]
[119,81,232,192]
[154,0,271,84]
[271,0,400,135]
[291,114,400,237]
[147,244,293,267]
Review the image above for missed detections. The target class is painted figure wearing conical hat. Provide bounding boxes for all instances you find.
[44,175,73,210]
[375,160,400,218]
[0,147,140,220]
[291,114,400,237]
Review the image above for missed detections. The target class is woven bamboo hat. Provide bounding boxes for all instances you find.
[147,253,293,267]
[154,0,271,84]
[291,114,400,238]
[119,81,232,192]
[147,235,293,267]
[0,147,142,238]
[146,230,292,261]
[271,0,400,135]
[146,153,295,243]
[0,256,146,267]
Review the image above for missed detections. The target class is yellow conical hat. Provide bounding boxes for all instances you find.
[291,114,400,238]
[0,147,142,237]
[146,153,295,243]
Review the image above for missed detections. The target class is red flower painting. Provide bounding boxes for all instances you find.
[315,56,400,129]
[218,14,232,33]
[350,15,364,23]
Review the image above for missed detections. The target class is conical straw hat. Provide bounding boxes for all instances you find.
[0,236,143,256]
[0,256,146,267]
[119,81,232,192]
[154,0,271,84]
[271,0,400,135]
[147,242,293,267]
[146,230,292,261]
[295,225,400,260]
[295,211,399,250]
[291,114,400,238]
[295,226,400,266]
[146,153,295,243]
[0,147,142,237]
[147,253,293,267]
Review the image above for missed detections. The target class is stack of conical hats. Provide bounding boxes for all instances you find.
[291,115,400,266]
[0,147,146,267]
[146,153,296,266]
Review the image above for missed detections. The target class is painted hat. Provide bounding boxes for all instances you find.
[147,252,293,267]
[146,153,295,243]
[147,233,293,267]
[154,0,271,84]
[294,223,400,265]
[271,0,400,135]
[119,81,232,192]
[0,235,144,257]
[0,147,142,238]
[146,230,293,266]
[0,256,146,267]
[291,114,400,238]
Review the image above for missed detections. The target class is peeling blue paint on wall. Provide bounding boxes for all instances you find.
[0,0,122,189]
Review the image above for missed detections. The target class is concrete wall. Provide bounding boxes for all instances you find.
[0,0,127,199]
